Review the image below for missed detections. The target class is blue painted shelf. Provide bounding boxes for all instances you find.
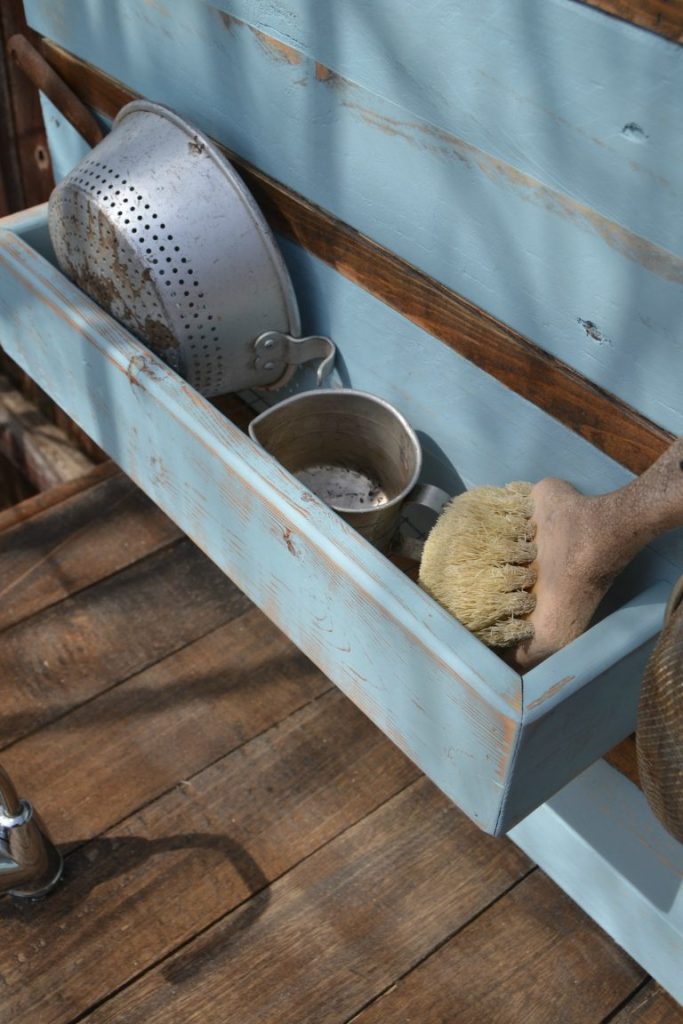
[0,206,671,835]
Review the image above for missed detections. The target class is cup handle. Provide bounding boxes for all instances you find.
[394,483,451,562]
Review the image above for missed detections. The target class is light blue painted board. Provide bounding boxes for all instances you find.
[498,582,668,831]
[511,759,683,1004]
[212,0,683,257]
[1,208,677,836]
[0,219,520,834]
[26,0,683,438]
[38,95,91,183]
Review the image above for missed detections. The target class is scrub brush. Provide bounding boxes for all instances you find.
[419,438,683,670]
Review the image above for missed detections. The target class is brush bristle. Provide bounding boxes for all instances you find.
[419,482,537,648]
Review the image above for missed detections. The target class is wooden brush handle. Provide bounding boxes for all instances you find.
[592,436,683,574]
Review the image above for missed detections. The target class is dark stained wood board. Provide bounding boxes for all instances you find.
[0,690,418,1024]
[2,608,331,846]
[35,38,674,478]
[612,983,683,1021]
[0,468,179,633]
[0,539,252,750]
[573,0,683,43]
[0,1,53,214]
[80,779,532,1024]
[351,869,646,1024]
[0,459,116,532]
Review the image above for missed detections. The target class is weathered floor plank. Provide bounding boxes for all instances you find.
[2,608,329,845]
[612,984,683,1022]
[0,469,670,1024]
[0,459,116,532]
[0,467,179,633]
[81,778,532,1024]
[0,690,420,1024]
[0,539,251,749]
[350,870,645,1024]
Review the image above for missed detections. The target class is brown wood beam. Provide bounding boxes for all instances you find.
[32,39,675,476]
[573,0,683,44]
[0,1,53,214]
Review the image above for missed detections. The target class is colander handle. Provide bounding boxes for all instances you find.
[254,331,336,387]
[7,35,106,148]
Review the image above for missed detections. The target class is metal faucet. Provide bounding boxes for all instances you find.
[0,764,63,899]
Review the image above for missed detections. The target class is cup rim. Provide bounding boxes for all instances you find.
[248,387,423,514]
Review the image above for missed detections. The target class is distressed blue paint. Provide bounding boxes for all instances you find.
[1,208,678,837]
[511,759,683,1003]
[498,582,668,831]
[38,95,91,182]
[0,217,520,833]
[211,0,683,256]
[25,0,683,437]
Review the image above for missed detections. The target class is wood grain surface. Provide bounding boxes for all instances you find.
[82,779,531,1024]
[352,870,645,1024]
[0,468,179,632]
[0,539,251,749]
[2,609,329,845]
[0,459,115,532]
[0,691,418,1024]
[574,0,683,42]
[35,38,673,477]
[611,983,683,1021]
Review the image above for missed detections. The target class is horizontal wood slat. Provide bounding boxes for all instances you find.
[0,468,180,633]
[82,779,531,1024]
[36,38,673,477]
[0,539,252,750]
[574,0,683,44]
[0,459,115,532]
[352,870,645,1024]
[0,689,418,1024]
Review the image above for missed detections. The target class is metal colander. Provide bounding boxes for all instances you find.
[48,101,334,397]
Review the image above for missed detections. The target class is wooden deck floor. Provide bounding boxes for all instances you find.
[1,463,682,1023]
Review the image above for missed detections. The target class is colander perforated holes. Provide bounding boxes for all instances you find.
[55,152,218,389]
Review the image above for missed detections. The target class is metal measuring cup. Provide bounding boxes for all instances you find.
[248,389,449,551]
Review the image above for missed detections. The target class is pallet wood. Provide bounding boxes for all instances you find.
[0,539,251,749]
[32,39,673,477]
[612,983,683,1021]
[352,871,645,1024]
[0,459,115,532]
[575,0,683,42]
[0,690,419,1024]
[2,608,329,845]
[27,3,683,439]
[0,472,667,1023]
[0,467,178,633]
[80,778,531,1024]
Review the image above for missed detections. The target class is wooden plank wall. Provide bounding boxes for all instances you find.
[25,0,683,460]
